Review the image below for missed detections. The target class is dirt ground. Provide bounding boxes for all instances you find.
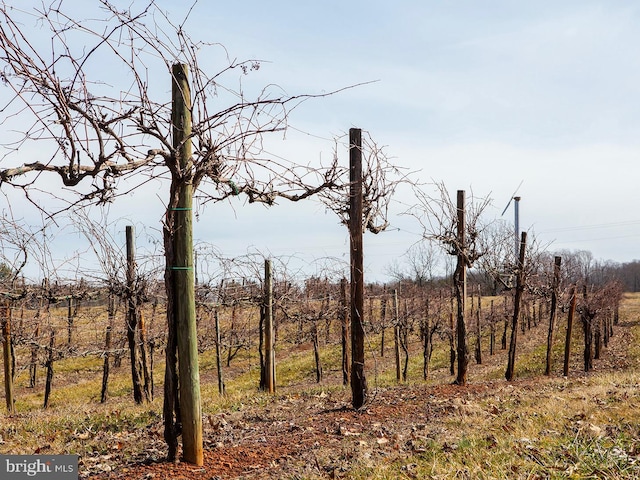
[82,319,637,480]
[82,381,499,479]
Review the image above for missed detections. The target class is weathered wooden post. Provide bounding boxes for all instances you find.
[563,286,577,377]
[126,225,146,404]
[170,62,203,465]
[340,277,350,386]
[264,258,276,393]
[422,297,432,380]
[393,289,401,382]
[29,320,40,388]
[43,328,55,409]
[475,288,482,365]
[449,298,456,375]
[545,256,562,375]
[489,300,496,356]
[349,127,367,409]
[379,287,388,358]
[67,293,74,345]
[100,294,115,403]
[2,302,14,413]
[214,308,225,395]
[454,190,468,385]
[581,285,594,372]
[505,231,527,381]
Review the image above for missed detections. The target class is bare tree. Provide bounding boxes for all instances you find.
[385,241,441,287]
[0,1,356,464]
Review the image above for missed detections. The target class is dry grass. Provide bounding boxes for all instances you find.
[1,293,639,479]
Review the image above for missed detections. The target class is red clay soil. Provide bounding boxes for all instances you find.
[82,320,636,480]
[80,380,518,480]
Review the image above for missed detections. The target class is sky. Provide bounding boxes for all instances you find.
[2,0,640,284]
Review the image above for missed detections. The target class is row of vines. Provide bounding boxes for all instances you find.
[1,252,624,414]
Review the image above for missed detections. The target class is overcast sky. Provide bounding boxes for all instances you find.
[3,0,640,283]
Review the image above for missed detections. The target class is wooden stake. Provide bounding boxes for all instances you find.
[393,289,401,382]
[214,308,225,395]
[545,256,561,375]
[563,287,577,377]
[340,277,350,386]
[349,128,367,409]
[454,190,468,385]
[126,225,145,404]
[264,259,276,393]
[2,303,14,413]
[505,231,527,381]
[171,63,203,466]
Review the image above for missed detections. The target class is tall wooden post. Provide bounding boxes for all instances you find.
[475,288,482,365]
[454,190,468,385]
[2,303,14,413]
[379,287,387,358]
[545,256,562,375]
[101,294,115,403]
[449,297,456,375]
[264,259,276,393]
[489,300,495,355]
[563,287,577,376]
[340,277,350,386]
[126,225,145,404]
[581,285,594,372]
[423,297,432,380]
[349,128,367,409]
[67,294,73,345]
[214,309,225,395]
[393,289,401,382]
[171,63,203,465]
[505,231,527,381]
[43,328,55,409]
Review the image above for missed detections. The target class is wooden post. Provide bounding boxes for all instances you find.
[505,231,527,381]
[401,298,410,381]
[138,312,152,400]
[379,286,387,357]
[101,294,115,403]
[264,258,275,393]
[2,303,14,413]
[258,303,266,391]
[489,300,495,355]
[340,277,350,386]
[545,256,562,376]
[312,321,322,383]
[423,297,431,380]
[475,288,482,365]
[29,320,40,388]
[67,294,73,345]
[454,190,468,385]
[349,127,367,409]
[43,328,55,409]
[213,308,225,395]
[449,297,456,376]
[171,63,203,465]
[393,289,401,382]
[581,285,594,372]
[563,287,577,377]
[501,295,509,350]
[126,225,145,404]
